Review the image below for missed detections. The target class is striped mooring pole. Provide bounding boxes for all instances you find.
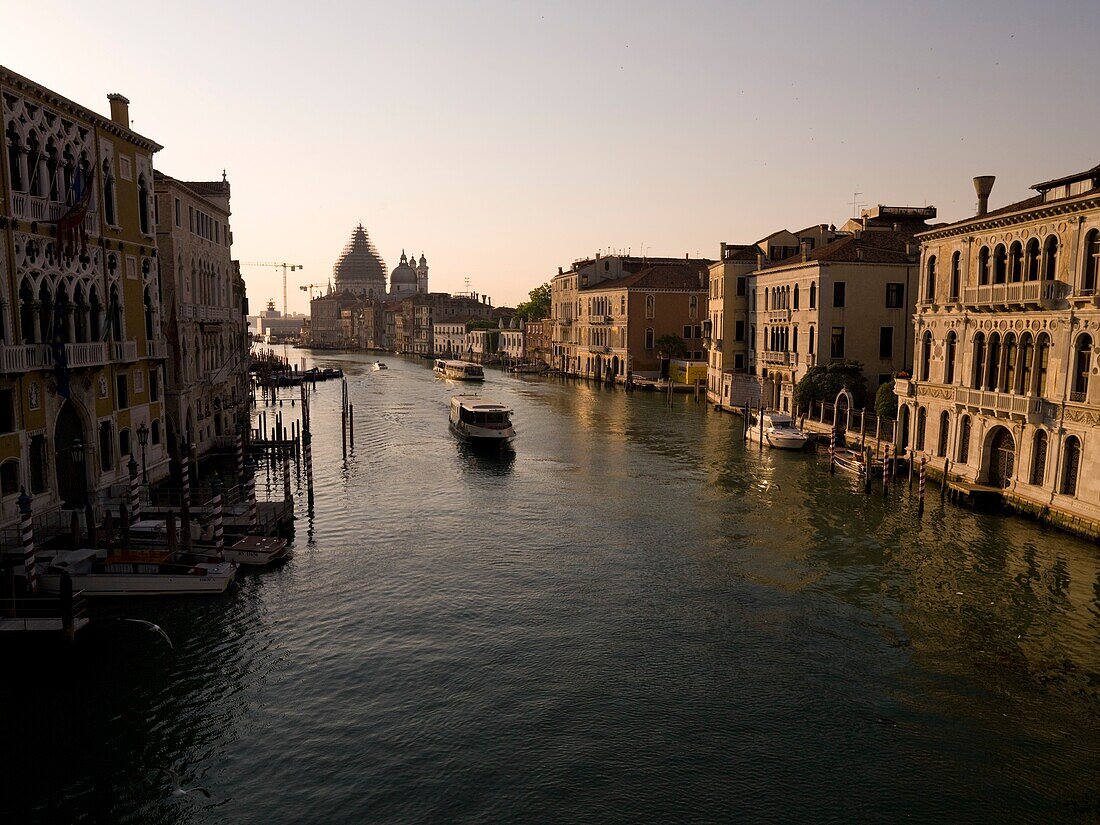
[882,442,889,494]
[211,476,225,556]
[282,447,292,503]
[180,438,191,509]
[829,426,836,475]
[128,455,141,523]
[303,430,314,506]
[246,460,259,529]
[918,456,927,516]
[18,488,36,594]
[235,427,244,480]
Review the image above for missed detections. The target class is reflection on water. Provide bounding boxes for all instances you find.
[3,351,1099,823]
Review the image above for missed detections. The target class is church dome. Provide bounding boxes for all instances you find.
[390,248,417,292]
[334,224,387,296]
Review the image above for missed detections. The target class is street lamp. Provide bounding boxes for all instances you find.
[136,420,149,483]
[70,437,84,465]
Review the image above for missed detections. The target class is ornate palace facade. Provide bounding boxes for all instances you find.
[899,166,1100,528]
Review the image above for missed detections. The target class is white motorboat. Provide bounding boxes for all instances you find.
[746,410,810,450]
[435,359,485,381]
[372,361,388,371]
[449,394,515,447]
[36,548,237,596]
[509,362,548,375]
[126,519,290,566]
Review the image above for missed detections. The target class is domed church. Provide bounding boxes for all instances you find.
[333,224,387,298]
[388,250,429,298]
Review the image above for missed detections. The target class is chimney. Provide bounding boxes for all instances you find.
[720,242,727,259]
[756,252,765,270]
[107,93,130,128]
[974,175,996,216]
[800,239,811,262]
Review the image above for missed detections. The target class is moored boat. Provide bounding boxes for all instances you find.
[126,520,290,566]
[832,447,885,476]
[449,394,515,447]
[746,410,810,450]
[372,361,388,371]
[36,548,237,596]
[435,359,484,381]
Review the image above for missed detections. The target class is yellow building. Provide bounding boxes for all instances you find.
[0,66,168,526]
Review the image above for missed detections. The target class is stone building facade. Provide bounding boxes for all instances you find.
[0,68,170,524]
[154,172,247,459]
[899,166,1100,531]
[550,255,712,382]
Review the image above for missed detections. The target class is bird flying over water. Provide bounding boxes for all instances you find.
[159,767,211,798]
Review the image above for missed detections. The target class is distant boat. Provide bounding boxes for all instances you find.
[435,359,484,381]
[372,361,388,371]
[449,394,515,447]
[509,362,548,374]
[746,410,810,450]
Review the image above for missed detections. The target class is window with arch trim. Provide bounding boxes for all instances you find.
[925,255,936,302]
[1071,333,1092,402]
[1030,430,1048,486]
[920,331,932,380]
[958,415,971,464]
[944,331,957,384]
[1043,235,1059,280]
[915,407,926,451]
[937,411,950,457]
[950,252,961,299]
[1060,436,1082,496]
[1025,238,1041,281]
[1083,229,1100,294]
[978,246,991,285]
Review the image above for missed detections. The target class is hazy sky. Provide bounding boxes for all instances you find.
[7,1,1100,312]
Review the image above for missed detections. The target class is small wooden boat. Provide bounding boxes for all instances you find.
[832,447,885,476]
[36,548,237,596]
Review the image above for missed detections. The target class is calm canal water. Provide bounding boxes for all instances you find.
[5,351,1100,823]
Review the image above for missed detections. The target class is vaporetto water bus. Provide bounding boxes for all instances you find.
[435,359,485,381]
[449,395,516,447]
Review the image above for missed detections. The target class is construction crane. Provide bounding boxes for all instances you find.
[299,283,327,301]
[241,262,303,316]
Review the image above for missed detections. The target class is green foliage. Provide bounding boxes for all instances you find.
[655,334,689,358]
[467,320,498,330]
[515,282,551,321]
[875,378,898,419]
[792,360,867,411]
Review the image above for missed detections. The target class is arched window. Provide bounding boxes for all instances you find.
[944,331,957,384]
[1025,238,1041,281]
[958,415,971,464]
[1002,333,1017,393]
[993,244,1007,284]
[1060,436,1081,496]
[89,287,102,341]
[53,285,70,344]
[6,124,24,192]
[19,279,35,344]
[144,286,155,340]
[809,282,816,309]
[1009,241,1023,282]
[138,175,150,235]
[793,284,800,309]
[972,332,986,389]
[1072,333,1092,402]
[73,283,87,343]
[0,459,19,496]
[645,294,654,319]
[151,419,161,445]
[37,281,53,344]
[1018,333,1033,395]
[109,284,122,341]
[978,246,991,285]
[1036,333,1051,396]
[920,331,932,380]
[102,158,116,226]
[937,411,950,457]
[808,326,815,354]
[1083,229,1100,294]
[689,295,698,319]
[791,326,798,352]
[1043,235,1058,280]
[986,332,1001,390]
[1030,430,1048,486]
[925,255,936,302]
[764,289,770,310]
[950,252,961,300]
[915,406,927,451]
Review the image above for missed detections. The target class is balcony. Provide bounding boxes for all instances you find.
[589,315,613,326]
[895,377,914,397]
[64,342,110,368]
[1070,287,1100,308]
[954,386,1043,420]
[111,341,138,362]
[0,344,51,373]
[588,345,612,354]
[10,193,99,235]
[182,304,234,323]
[762,350,797,366]
[144,339,168,359]
[961,280,1068,309]
[767,309,791,324]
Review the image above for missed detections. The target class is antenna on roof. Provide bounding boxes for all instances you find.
[850,190,866,218]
